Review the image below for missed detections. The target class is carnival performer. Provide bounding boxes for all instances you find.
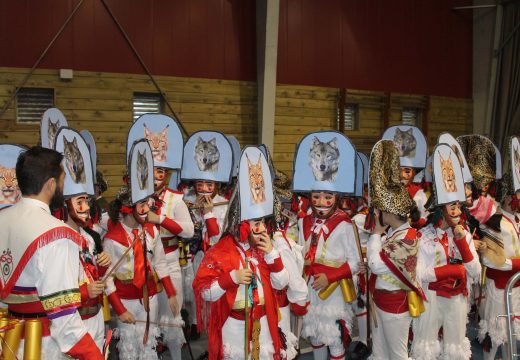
[382,125,429,228]
[130,113,194,357]
[104,140,179,360]
[193,146,289,359]
[293,131,361,360]
[365,140,425,360]
[477,137,520,360]
[53,127,111,352]
[181,130,234,336]
[412,143,481,360]
[0,146,103,359]
[271,168,309,359]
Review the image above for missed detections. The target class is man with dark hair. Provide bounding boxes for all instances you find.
[0,146,103,359]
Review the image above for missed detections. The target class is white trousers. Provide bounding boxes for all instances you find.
[157,249,185,359]
[369,305,411,360]
[116,295,160,360]
[221,315,275,360]
[411,290,470,360]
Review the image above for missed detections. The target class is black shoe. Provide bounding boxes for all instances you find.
[350,341,370,360]
[190,324,200,341]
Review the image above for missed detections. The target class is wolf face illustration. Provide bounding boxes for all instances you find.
[144,124,168,163]
[247,154,266,204]
[0,166,21,205]
[393,128,416,158]
[136,150,149,190]
[48,119,60,148]
[451,144,464,168]
[309,137,339,182]
[64,137,86,184]
[195,137,220,172]
[440,153,457,193]
[515,145,520,184]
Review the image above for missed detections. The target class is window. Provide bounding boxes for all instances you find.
[337,103,358,131]
[402,107,420,126]
[16,88,54,123]
[133,92,163,121]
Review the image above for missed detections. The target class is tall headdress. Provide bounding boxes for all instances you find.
[54,128,95,198]
[354,153,365,197]
[226,135,241,178]
[381,125,427,169]
[358,152,369,187]
[457,135,496,191]
[493,144,503,180]
[499,136,520,203]
[431,143,466,206]
[127,114,184,170]
[368,140,415,216]
[40,108,68,149]
[292,131,356,194]
[181,131,233,183]
[0,144,26,209]
[438,132,472,183]
[239,147,274,221]
[80,129,97,179]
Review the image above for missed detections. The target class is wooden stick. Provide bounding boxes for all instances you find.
[134,320,183,328]
[186,200,229,209]
[101,228,141,283]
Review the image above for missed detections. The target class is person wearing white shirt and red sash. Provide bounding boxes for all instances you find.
[53,127,112,353]
[104,140,179,360]
[193,146,289,359]
[366,140,425,360]
[477,136,520,360]
[412,143,481,360]
[0,146,103,359]
[293,131,362,360]
[129,113,194,357]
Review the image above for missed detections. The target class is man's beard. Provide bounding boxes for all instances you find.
[50,186,65,210]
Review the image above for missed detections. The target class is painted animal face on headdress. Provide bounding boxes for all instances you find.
[440,153,457,193]
[48,119,60,148]
[195,137,220,172]
[309,137,339,182]
[0,166,20,205]
[136,150,149,190]
[64,137,86,184]
[247,154,266,204]
[144,124,168,163]
[393,128,416,158]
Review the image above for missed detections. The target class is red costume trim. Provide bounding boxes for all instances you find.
[161,276,177,297]
[160,217,183,235]
[205,217,220,238]
[65,332,103,360]
[406,183,423,199]
[290,301,309,316]
[193,234,282,360]
[267,256,284,273]
[217,271,238,290]
[453,236,474,263]
[107,292,127,316]
[0,227,82,299]
[310,262,352,283]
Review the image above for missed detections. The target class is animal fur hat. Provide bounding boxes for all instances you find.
[457,135,496,191]
[369,140,415,217]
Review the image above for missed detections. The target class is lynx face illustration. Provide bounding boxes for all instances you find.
[0,166,21,205]
[247,154,265,204]
[64,137,86,184]
[136,150,149,190]
[144,124,168,163]
[309,137,339,182]
[194,137,220,172]
[440,153,457,193]
[393,128,417,158]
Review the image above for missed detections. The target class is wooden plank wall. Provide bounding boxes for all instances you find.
[0,67,257,199]
[273,86,473,176]
[0,67,473,198]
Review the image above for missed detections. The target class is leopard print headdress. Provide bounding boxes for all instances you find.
[369,140,415,217]
[457,135,496,191]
